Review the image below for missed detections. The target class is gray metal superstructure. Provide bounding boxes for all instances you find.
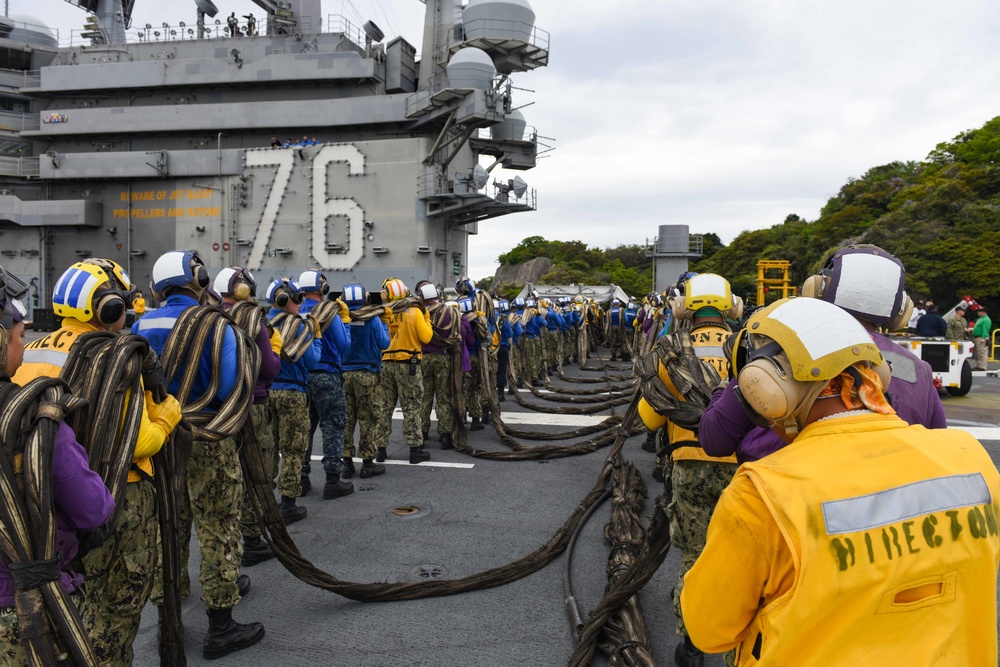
[0,0,549,316]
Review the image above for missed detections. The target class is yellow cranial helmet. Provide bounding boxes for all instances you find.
[381,277,409,302]
[734,297,888,437]
[52,258,134,325]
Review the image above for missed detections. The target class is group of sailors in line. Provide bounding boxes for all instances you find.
[0,242,997,665]
[635,245,998,666]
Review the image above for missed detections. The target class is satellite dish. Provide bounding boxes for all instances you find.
[363,20,384,42]
[472,164,489,190]
[195,0,220,18]
[511,176,528,199]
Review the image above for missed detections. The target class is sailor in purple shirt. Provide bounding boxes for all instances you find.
[702,245,947,462]
[0,284,114,661]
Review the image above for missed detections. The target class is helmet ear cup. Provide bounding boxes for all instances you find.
[94,291,126,325]
[726,296,745,322]
[233,281,251,301]
[887,293,913,331]
[670,296,690,322]
[193,262,210,290]
[739,361,793,422]
[319,278,330,296]
[800,274,827,299]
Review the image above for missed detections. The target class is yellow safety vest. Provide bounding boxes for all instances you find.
[13,319,161,482]
[735,415,1000,666]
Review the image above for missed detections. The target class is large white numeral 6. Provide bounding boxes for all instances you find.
[312,145,365,270]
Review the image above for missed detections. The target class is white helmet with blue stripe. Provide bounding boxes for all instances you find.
[151,250,209,301]
[298,269,330,296]
[342,282,367,310]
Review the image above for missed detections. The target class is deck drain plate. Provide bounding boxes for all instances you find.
[390,503,430,519]
[409,564,447,581]
[357,483,379,492]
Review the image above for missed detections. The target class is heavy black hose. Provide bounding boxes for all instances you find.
[563,488,611,639]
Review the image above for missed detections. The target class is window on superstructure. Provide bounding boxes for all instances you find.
[0,47,31,72]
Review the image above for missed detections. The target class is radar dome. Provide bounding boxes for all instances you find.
[3,14,58,48]
[463,0,535,42]
[491,109,526,141]
[446,47,496,90]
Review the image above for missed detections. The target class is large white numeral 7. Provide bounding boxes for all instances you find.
[245,149,294,271]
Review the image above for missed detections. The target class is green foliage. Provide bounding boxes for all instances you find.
[493,115,1000,318]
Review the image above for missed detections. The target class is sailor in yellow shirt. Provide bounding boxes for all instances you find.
[13,258,182,666]
[378,277,433,464]
[681,297,1000,667]
[637,273,742,667]
[132,290,146,317]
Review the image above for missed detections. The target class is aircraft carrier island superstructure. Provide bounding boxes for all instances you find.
[0,0,549,318]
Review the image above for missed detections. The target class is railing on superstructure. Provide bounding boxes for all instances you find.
[61,14,378,52]
[0,70,41,89]
[0,156,39,178]
[416,170,536,210]
[0,111,39,133]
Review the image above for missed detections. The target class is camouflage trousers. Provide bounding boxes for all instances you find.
[152,435,244,610]
[83,480,157,667]
[378,361,425,449]
[305,371,347,475]
[343,370,381,460]
[268,389,310,499]
[0,590,87,666]
[241,402,278,539]
[463,352,485,420]
[522,336,541,381]
[608,326,624,357]
[563,329,577,362]
[667,459,737,638]
[421,353,455,439]
[542,328,560,370]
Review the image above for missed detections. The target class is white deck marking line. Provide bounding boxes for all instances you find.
[954,427,1000,441]
[391,408,612,427]
[310,455,474,469]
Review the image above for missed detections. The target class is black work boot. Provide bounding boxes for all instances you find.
[236,574,251,597]
[341,457,356,479]
[481,407,491,425]
[298,474,311,497]
[323,473,354,499]
[508,386,516,395]
[375,447,387,463]
[674,636,705,667]
[469,417,484,431]
[652,467,665,483]
[241,536,274,567]
[203,607,265,660]
[440,434,453,450]
[498,391,506,402]
[409,447,431,464]
[642,430,657,453]
[279,496,307,525]
[360,459,385,478]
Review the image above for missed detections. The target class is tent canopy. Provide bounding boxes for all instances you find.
[514,284,631,305]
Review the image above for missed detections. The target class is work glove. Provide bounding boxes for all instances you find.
[380,305,393,323]
[336,298,351,323]
[270,328,283,355]
[76,522,115,560]
[141,349,165,390]
[145,391,182,432]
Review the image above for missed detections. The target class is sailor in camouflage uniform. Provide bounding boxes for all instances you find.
[265,277,322,523]
[637,273,741,667]
[340,282,391,478]
[135,250,264,660]
[418,281,457,449]
[377,278,433,463]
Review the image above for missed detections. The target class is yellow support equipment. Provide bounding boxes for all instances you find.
[756,260,798,306]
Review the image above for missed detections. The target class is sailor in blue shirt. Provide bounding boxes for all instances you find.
[340,282,391,479]
[133,249,264,657]
[297,269,354,501]
[265,277,322,524]
[496,298,514,401]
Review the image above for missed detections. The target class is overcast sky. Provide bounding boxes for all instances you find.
[28,0,1000,280]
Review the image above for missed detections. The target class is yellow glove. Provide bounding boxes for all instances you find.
[336,298,351,323]
[311,316,323,339]
[145,391,182,432]
[270,328,284,355]
[380,305,393,323]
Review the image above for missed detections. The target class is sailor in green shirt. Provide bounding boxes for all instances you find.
[972,307,992,370]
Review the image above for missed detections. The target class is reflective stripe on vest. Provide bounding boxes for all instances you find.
[136,316,178,331]
[21,348,69,369]
[823,473,992,535]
